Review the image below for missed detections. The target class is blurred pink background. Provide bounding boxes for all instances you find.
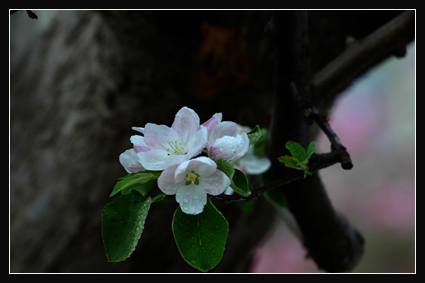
[251,43,415,273]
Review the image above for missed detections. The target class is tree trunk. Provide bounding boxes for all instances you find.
[10,10,277,273]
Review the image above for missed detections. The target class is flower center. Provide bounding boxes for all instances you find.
[185,170,200,185]
[166,140,187,156]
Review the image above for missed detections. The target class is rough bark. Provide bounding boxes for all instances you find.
[10,10,276,273]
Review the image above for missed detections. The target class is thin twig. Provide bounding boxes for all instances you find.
[208,151,342,204]
[292,82,353,169]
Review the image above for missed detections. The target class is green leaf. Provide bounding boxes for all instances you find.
[253,128,269,157]
[172,199,228,272]
[277,155,300,169]
[230,168,251,197]
[151,191,166,203]
[280,141,316,178]
[247,125,263,145]
[305,141,316,161]
[102,191,153,262]
[215,159,235,180]
[215,159,250,196]
[110,171,161,197]
[285,140,306,162]
[123,179,158,197]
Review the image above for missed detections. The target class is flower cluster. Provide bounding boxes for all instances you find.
[119,107,266,215]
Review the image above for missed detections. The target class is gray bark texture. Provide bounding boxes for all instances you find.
[10,10,411,273]
[10,10,277,273]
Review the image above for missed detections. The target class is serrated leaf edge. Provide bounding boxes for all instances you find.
[172,200,229,272]
[106,197,153,262]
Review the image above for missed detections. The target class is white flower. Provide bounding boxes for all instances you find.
[157,157,230,215]
[202,113,249,161]
[237,146,271,174]
[119,148,145,173]
[224,125,271,195]
[128,107,208,171]
[233,124,271,175]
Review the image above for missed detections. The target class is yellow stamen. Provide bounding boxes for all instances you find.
[186,170,200,185]
[166,140,187,156]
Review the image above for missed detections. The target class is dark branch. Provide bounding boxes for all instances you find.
[214,11,413,273]
[292,82,353,170]
[311,10,415,107]
[251,11,364,273]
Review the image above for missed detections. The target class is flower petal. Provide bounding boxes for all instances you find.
[239,155,271,175]
[144,123,181,150]
[176,185,208,215]
[119,148,145,173]
[130,135,150,153]
[201,116,219,132]
[131,126,145,134]
[133,145,150,153]
[130,135,146,146]
[174,159,191,183]
[157,163,182,195]
[208,121,237,146]
[185,156,217,177]
[210,132,249,161]
[138,149,188,170]
[171,107,200,143]
[200,169,231,196]
[185,125,208,158]
[201,113,222,143]
[224,186,234,195]
[173,156,216,183]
